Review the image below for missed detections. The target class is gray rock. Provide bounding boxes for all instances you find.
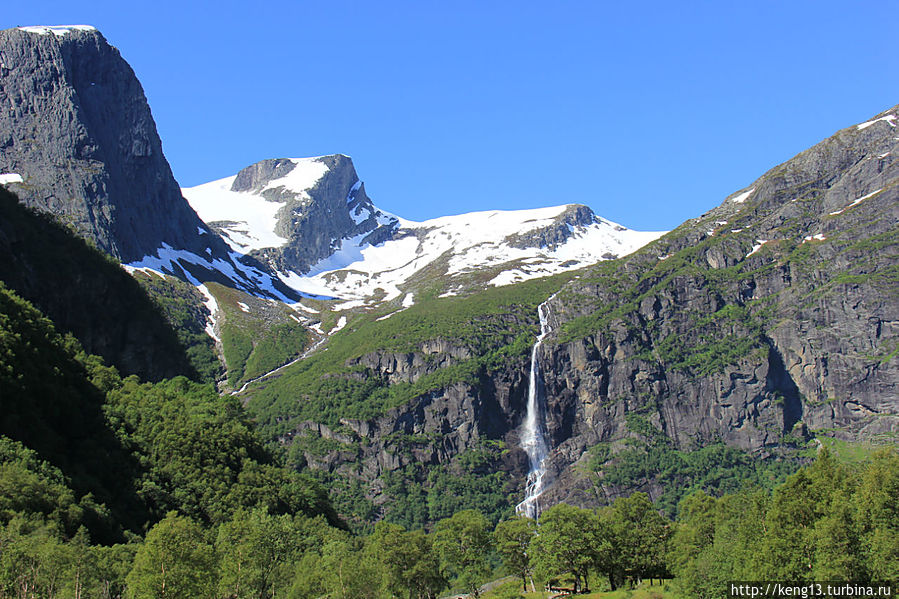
[270,105,899,517]
[0,27,299,300]
[230,154,400,274]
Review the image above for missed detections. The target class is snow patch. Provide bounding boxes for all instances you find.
[347,180,362,202]
[18,25,96,36]
[829,188,882,216]
[332,299,368,311]
[183,175,289,252]
[263,158,329,196]
[237,302,250,313]
[489,269,529,286]
[857,115,897,130]
[402,293,414,308]
[746,240,768,258]
[122,265,165,279]
[0,173,23,185]
[330,316,348,334]
[730,188,755,204]
[803,234,826,242]
[197,285,221,342]
[879,152,891,158]
[291,302,320,314]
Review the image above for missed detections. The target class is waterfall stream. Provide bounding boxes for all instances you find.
[515,294,556,520]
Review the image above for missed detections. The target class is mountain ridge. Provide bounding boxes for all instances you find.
[235,103,898,526]
[0,25,303,302]
[1,23,896,529]
[183,155,665,306]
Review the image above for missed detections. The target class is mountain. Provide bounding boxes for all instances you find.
[239,105,899,526]
[538,104,899,507]
[0,25,299,301]
[0,186,197,380]
[185,155,398,277]
[1,23,894,529]
[184,155,664,305]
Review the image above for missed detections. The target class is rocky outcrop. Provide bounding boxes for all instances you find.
[506,204,602,250]
[271,105,899,520]
[535,105,899,506]
[0,26,299,300]
[259,155,398,273]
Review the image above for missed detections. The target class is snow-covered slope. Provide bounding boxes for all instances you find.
[184,155,665,307]
[278,205,662,305]
[184,158,331,252]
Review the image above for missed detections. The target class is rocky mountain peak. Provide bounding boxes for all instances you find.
[185,154,400,276]
[231,158,300,193]
[505,204,612,251]
[0,25,200,260]
[0,25,301,301]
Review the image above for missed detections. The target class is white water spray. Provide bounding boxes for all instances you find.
[515,294,556,520]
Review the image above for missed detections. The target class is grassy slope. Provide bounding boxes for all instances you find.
[245,272,572,435]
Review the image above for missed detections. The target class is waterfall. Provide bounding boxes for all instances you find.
[515,294,556,520]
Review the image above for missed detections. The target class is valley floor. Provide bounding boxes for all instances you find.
[476,580,674,599]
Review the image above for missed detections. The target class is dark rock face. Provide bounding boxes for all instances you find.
[224,154,399,274]
[230,158,298,193]
[0,27,299,300]
[0,27,217,261]
[536,105,899,506]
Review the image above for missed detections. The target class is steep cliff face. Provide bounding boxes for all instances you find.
[186,154,399,275]
[245,106,899,524]
[537,105,899,505]
[0,26,206,259]
[0,26,299,301]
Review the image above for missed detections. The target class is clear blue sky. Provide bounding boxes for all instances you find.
[4,1,896,230]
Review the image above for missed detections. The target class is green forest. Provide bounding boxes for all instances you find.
[1,205,896,597]
[1,190,896,598]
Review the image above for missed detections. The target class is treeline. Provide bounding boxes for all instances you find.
[6,447,896,598]
[670,449,899,598]
[0,283,341,597]
[3,279,898,598]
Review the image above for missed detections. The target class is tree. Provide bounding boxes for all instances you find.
[94,543,136,599]
[761,450,845,580]
[494,516,536,591]
[366,522,445,599]
[854,450,899,579]
[668,490,717,597]
[318,537,382,599]
[432,509,494,597]
[216,509,319,599]
[601,492,671,586]
[529,503,607,594]
[125,512,215,599]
